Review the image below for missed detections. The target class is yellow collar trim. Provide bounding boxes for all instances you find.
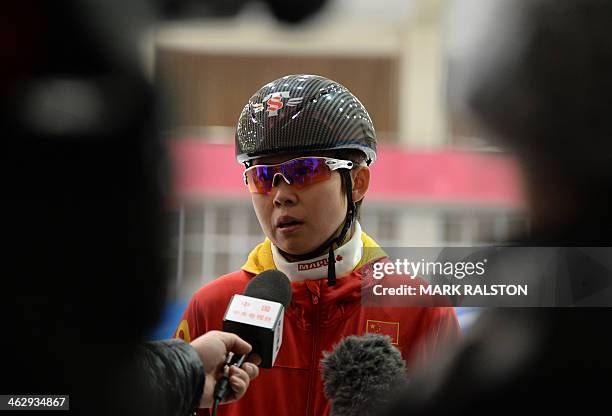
[241,231,386,275]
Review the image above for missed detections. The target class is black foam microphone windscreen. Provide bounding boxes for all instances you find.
[321,334,408,416]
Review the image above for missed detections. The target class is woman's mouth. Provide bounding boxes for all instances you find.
[276,216,304,233]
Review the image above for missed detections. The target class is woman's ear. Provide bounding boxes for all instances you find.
[351,166,370,203]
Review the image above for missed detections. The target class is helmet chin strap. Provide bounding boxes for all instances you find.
[275,169,356,286]
[327,170,355,286]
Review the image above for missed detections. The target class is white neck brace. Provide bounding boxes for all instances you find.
[271,222,363,281]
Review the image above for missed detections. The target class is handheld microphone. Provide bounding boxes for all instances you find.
[223,269,292,368]
[213,270,292,405]
[321,334,408,416]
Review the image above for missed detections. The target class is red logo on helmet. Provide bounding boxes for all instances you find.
[262,91,303,117]
[266,93,284,115]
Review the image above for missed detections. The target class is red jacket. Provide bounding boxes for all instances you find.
[175,237,460,416]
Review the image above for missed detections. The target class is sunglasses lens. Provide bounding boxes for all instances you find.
[283,158,331,188]
[245,166,276,194]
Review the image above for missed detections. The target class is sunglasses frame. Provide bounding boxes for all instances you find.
[243,157,354,194]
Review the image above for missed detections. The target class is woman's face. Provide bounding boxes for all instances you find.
[250,154,348,255]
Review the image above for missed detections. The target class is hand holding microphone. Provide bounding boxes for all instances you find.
[190,331,261,409]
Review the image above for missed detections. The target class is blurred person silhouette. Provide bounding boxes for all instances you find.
[0,0,328,415]
[381,0,612,414]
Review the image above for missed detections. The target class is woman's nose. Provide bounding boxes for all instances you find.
[272,175,298,206]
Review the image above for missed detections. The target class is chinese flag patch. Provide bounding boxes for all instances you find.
[366,320,399,345]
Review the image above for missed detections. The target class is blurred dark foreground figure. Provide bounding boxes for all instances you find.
[1,1,205,414]
[383,0,612,414]
[0,0,335,414]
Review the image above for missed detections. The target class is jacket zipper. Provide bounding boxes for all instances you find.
[305,290,320,416]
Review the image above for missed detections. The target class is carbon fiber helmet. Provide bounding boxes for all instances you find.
[235,74,377,165]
